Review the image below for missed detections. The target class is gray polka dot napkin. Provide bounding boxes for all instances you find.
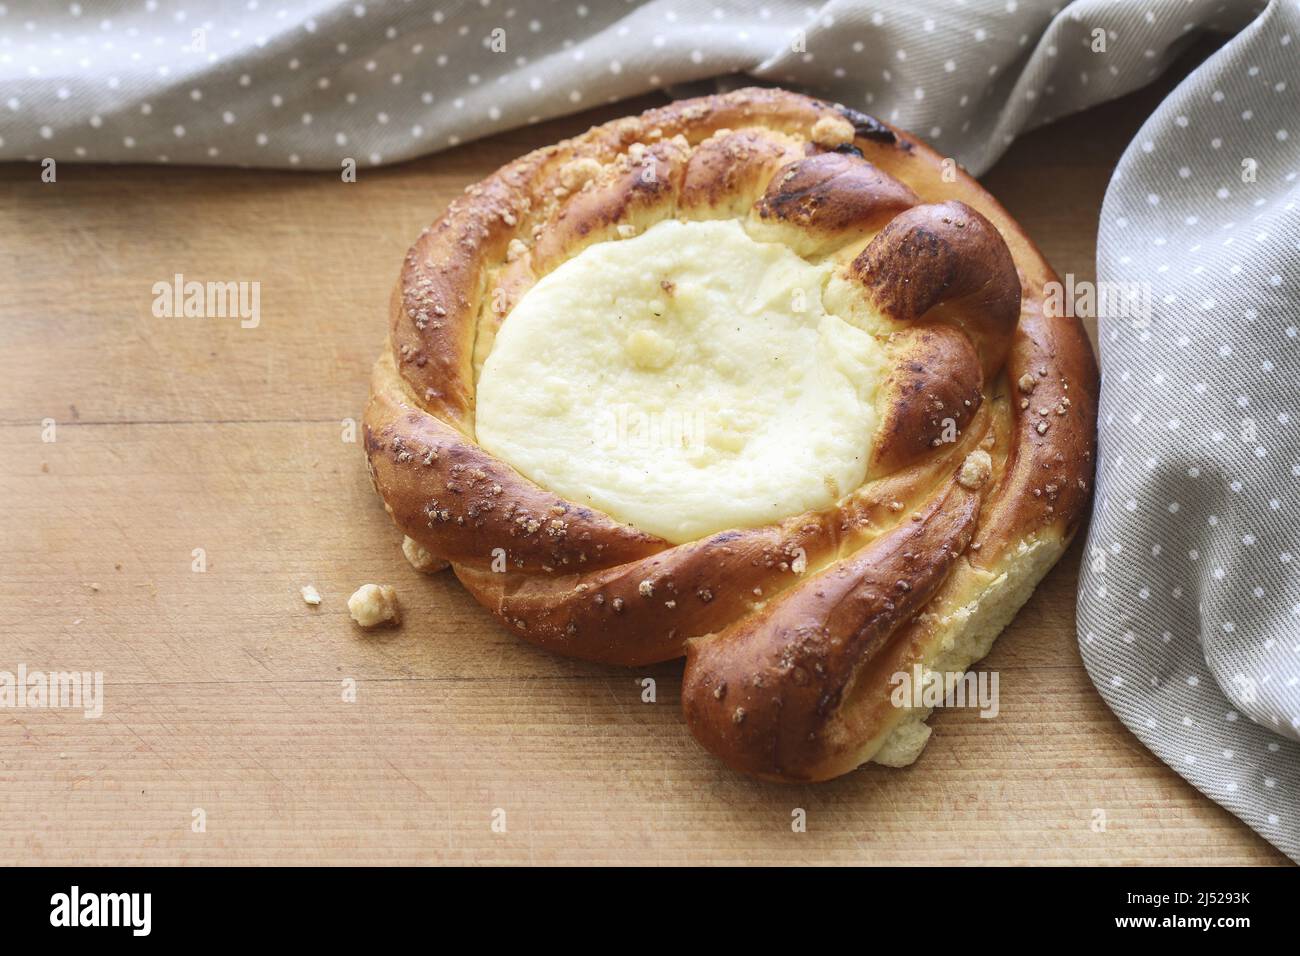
[5,0,1296,859]
[1078,1,1300,864]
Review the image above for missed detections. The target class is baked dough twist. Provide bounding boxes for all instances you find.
[364,88,1098,782]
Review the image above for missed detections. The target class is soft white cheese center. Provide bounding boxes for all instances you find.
[474,218,884,544]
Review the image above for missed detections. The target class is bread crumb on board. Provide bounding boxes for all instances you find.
[300,584,322,606]
[348,584,401,628]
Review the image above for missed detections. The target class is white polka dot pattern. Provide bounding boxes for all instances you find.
[0,1,1264,173]
[1079,0,1300,863]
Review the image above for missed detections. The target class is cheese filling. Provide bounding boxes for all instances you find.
[474,218,885,544]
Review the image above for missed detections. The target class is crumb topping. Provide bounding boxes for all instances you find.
[810,114,855,148]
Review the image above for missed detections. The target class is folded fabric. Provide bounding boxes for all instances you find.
[0,0,1254,175]
[4,0,1295,860]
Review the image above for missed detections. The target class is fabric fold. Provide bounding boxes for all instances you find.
[1080,0,1300,863]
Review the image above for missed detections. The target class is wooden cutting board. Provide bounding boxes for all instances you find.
[1,70,1286,865]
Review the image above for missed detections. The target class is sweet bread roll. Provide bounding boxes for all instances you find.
[364,87,1098,782]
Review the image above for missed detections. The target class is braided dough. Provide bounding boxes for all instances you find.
[364,88,1098,782]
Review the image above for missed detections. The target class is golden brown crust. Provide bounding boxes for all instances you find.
[680,128,805,218]
[752,151,919,256]
[681,479,980,781]
[849,201,1021,377]
[363,86,1099,782]
[870,324,983,478]
[532,136,690,273]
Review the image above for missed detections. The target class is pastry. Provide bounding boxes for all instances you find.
[364,87,1098,781]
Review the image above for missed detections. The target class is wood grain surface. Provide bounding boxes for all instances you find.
[1,60,1287,864]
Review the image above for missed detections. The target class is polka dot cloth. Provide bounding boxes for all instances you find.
[0,0,1262,173]
[1076,0,1300,863]
[1079,2,1300,863]
[4,0,1295,858]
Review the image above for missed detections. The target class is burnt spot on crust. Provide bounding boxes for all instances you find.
[754,152,918,235]
[837,106,904,148]
[849,200,1020,376]
[850,201,1017,317]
